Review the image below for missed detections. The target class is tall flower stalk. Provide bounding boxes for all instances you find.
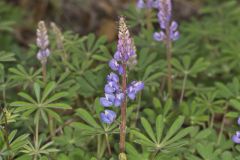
[36,21,50,82]
[99,17,144,156]
[153,0,179,97]
[36,21,55,140]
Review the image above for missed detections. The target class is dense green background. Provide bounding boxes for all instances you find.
[1,0,240,159]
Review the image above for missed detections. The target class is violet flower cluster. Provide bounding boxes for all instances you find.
[137,0,159,9]
[36,21,50,64]
[100,17,144,124]
[232,117,240,144]
[153,0,180,42]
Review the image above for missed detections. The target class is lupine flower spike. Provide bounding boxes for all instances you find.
[137,0,159,9]
[153,0,179,97]
[99,17,144,155]
[36,21,50,82]
[232,117,240,144]
[36,21,50,64]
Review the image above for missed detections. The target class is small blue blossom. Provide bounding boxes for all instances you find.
[100,110,116,124]
[127,81,144,100]
[137,0,159,9]
[153,0,180,42]
[232,117,240,144]
[100,93,115,107]
[232,131,240,144]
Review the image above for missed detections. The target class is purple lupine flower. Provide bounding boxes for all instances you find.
[100,110,116,124]
[99,17,144,124]
[36,21,50,63]
[137,0,145,9]
[116,17,136,62]
[154,0,179,42]
[114,92,125,106]
[232,131,240,144]
[107,72,119,82]
[127,81,144,100]
[153,31,166,42]
[137,0,159,9]
[157,0,172,29]
[237,117,240,126]
[100,93,115,107]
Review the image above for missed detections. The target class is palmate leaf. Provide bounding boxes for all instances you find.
[9,65,41,89]
[172,56,209,77]
[0,51,16,62]
[10,82,71,124]
[132,114,193,154]
[72,108,118,137]
[0,130,29,158]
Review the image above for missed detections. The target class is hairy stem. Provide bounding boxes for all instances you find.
[105,133,112,155]
[119,63,127,153]
[166,26,173,97]
[179,73,188,104]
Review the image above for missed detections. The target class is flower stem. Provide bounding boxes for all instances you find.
[165,26,173,97]
[134,91,142,127]
[34,113,39,160]
[120,63,127,153]
[2,85,11,160]
[42,62,47,82]
[217,104,228,145]
[105,133,112,155]
[179,73,188,104]
[146,9,152,30]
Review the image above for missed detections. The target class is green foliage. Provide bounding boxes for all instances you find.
[1,0,240,159]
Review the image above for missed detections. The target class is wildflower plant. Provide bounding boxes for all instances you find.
[2,0,240,160]
[99,17,144,155]
[153,0,179,97]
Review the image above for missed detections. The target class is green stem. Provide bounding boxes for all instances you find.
[217,104,228,145]
[166,25,173,97]
[210,112,215,128]
[179,73,188,104]
[2,84,11,160]
[133,91,142,127]
[34,114,39,160]
[105,133,112,155]
[42,62,46,82]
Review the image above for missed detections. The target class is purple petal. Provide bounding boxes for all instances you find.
[134,81,144,92]
[100,110,116,124]
[105,93,115,102]
[232,134,240,144]
[153,32,165,42]
[137,0,145,9]
[128,92,136,100]
[170,21,178,31]
[114,99,122,107]
[118,65,124,75]
[152,0,159,8]
[109,59,119,71]
[114,51,121,61]
[100,97,113,107]
[104,84,115,93]
[171,31,180,41]
[107,72,119,83]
